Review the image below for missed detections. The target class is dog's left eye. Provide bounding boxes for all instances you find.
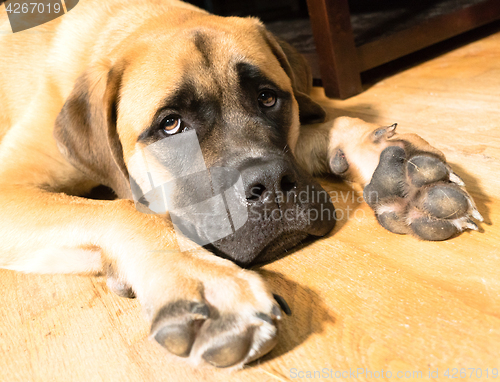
[161,115,182,135]
[258,90,277,108]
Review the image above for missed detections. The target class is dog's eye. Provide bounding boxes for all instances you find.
[161,115,182,134]
[258,90,277,108]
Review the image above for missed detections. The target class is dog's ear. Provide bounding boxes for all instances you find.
[54,60,132,198]
[261,29,326,125]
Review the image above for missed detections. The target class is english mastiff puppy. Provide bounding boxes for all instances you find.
[0,0,482,369]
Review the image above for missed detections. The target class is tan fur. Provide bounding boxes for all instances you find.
[0,0,453,368]
[295,116,446,185]
[0,0,291,368]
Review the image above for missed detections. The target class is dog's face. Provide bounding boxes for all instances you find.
[55,15,336,266]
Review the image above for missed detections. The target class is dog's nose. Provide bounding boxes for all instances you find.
[241,159,297,203]
[210,157,336,265]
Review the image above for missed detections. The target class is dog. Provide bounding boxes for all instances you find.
[0,0,482,369]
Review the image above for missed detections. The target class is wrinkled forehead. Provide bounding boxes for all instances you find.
[117,25,292,141]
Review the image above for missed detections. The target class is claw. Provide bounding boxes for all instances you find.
[271,304,283,321]
[449,171,483,223]
[466,196,484,222]
[466,218,478,231]
[472,208,484,222]
[449,172,465,186]
[106,277,136,298]
[273,294,291,316]
[255,312,274,325]
[372,123,398,142]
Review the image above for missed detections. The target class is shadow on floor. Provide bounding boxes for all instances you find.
[248,268,335,366]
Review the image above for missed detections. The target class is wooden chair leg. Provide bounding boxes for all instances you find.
[306,0,363,99]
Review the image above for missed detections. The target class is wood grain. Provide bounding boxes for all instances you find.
[357,0,500,71]
[1,26,500,382]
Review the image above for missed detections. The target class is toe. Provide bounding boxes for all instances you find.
[377,212,409,234]
[154,322,202,357]
[194,311,279,368]
[410,215,458,241]
[155,322,195,357]
[202,331,253,368]
[151,300,209,357]
[374,197,410,234]
[406,155,448,187]
[423,184,469,219]
[364,146,407,208]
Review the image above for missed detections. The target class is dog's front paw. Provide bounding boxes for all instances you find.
[362,141,483,240]
[327,118,482,240]
[147,262,285,368]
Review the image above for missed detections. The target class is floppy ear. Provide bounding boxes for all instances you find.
[54,60,132,199]
[261,29,326,125]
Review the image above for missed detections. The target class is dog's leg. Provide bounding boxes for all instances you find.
[0,65,284,367]
[0,184,281,368]
[295,116,482,240]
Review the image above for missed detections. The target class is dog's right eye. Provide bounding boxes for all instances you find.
[257,90,277,108]
[161,115,182,135]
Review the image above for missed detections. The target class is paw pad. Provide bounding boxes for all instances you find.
[364,146,482,240]
[151,301,210,357]
[151,296,286,367]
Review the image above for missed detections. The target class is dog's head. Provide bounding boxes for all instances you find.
[54,14,335,266]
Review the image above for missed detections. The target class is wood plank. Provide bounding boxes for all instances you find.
[357,0,500,71]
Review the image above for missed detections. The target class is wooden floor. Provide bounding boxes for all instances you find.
[1,27,500,382]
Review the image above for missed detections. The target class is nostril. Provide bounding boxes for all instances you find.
[280,175,296,193]
[247,184,266,201]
